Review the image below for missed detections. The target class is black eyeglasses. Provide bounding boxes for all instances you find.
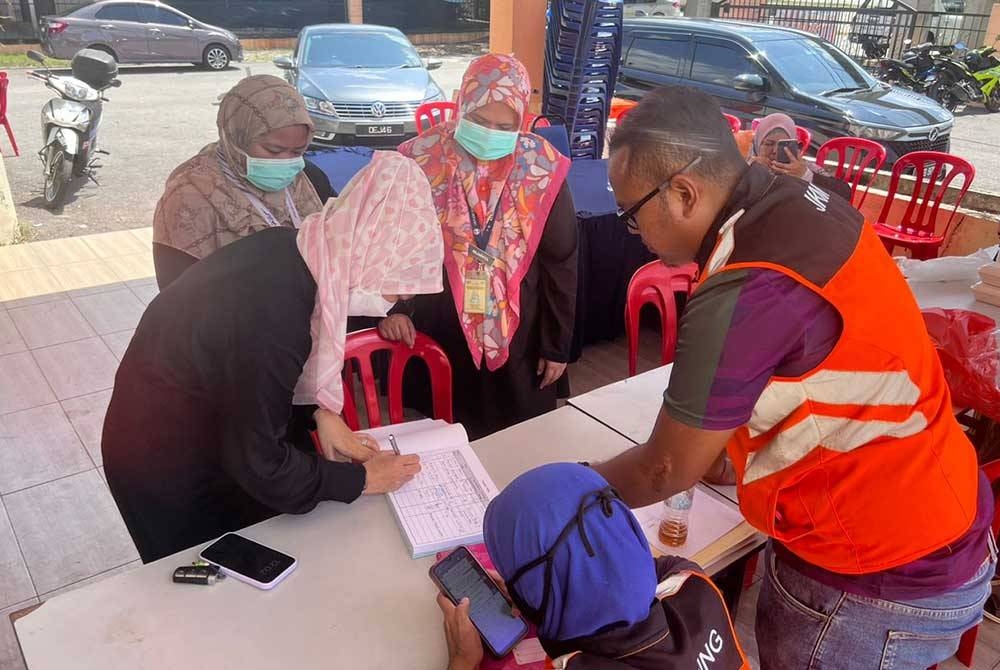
[617,156,703,232]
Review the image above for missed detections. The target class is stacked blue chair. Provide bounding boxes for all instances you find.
[543,0,624,160]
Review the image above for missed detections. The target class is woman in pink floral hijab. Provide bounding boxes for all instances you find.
[103,151,442,563]
[389,53,579,440]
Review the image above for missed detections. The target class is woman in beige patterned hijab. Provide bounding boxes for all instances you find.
[152,75,324,288]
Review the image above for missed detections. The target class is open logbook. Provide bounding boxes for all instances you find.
[365,420,500,559]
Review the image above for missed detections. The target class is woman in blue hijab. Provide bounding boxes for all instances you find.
[436,463,748,669]
[484,463,657,643]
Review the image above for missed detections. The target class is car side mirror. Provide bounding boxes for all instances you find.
[187,19,196,29]
[425,58,443,71]
[733,73,767,92]
[273,56,295,70]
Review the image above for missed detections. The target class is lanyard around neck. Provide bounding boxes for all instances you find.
[464,184,506,251]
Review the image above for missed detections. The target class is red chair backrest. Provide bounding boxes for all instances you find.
[982,459,1000,539]
[340,329,453,430]
[815,137,887,208]
[415,101,457,135]
[722,113,741,133]
[750,118,811,154]
[625,262,698,377]
[876,151,975,238]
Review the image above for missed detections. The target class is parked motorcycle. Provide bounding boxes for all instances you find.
[26,48,120,209]
[929,42,1000,113]
[875,39,944,94]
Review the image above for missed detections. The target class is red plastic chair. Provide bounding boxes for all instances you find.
[927,459,1000,670]
[873,151,975,260]
[415,101,457,135]
[750,118,812,154]
[610,97,638,122]
[816,137,887,208]
[723,113,741,134]
[625,262,698,377]
[0,72,18,157]
[339,328,453,431]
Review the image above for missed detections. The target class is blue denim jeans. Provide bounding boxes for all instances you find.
[755,543,995,669]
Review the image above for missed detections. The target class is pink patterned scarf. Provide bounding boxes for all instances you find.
[293,151,444,411]
[399,54,571,371]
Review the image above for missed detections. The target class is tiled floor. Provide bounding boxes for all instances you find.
[0,228,996,669]
[0,230,150,670]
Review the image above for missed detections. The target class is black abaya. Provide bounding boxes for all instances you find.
[103,228,365,563]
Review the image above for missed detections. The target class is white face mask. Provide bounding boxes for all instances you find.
[348,289,395,317]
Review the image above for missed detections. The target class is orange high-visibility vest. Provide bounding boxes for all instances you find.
[706,210,978,574]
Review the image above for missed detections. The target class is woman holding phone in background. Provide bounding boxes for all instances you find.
[747,113,852,202]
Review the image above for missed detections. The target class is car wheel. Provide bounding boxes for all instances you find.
[203,45,230,71]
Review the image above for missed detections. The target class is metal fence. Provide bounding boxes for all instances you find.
[0,0,488,42]
[362,0,489,33]
[0,0,41,42]
[169,0,347,37]
[716,0,991,61]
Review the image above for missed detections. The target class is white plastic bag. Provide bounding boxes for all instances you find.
[897,246,1000,283]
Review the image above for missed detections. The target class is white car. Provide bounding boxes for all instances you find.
[622,0,684,18]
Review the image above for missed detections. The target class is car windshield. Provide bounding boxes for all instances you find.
[302,32,422,69]
[760,37,877,95]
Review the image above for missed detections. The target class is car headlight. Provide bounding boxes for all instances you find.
[424,84,446,102]
[847,123,905,141]
[304,96,337,117]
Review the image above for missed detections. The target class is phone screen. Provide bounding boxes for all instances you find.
[432,548,529,656]
[776,139,800,163]
[200,533,295,585]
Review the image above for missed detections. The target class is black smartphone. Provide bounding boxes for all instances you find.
[776,138,800,164]
[430,546,529,657]
[199,533,297,590]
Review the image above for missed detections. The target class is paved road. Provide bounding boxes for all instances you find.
[3,58,998,242]
[3,59,467,242]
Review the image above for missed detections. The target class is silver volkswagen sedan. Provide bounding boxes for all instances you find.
[275,24,446,145]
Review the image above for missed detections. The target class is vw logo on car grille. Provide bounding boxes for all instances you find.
[928,127,940,142]
[371,101,387,118]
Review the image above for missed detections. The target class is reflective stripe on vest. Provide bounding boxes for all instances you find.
[743,370,928,484]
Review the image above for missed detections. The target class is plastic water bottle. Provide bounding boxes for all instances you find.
[658,487,695,547]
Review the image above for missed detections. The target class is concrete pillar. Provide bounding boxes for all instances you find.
[986,2,1000,46]
[347,0,363,24]
[490,0,547,113]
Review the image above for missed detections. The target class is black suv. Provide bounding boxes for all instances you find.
[616,18,954,163]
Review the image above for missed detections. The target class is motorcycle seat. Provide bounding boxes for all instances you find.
[885,58,915,72]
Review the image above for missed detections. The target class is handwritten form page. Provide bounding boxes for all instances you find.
[365,421,500,559]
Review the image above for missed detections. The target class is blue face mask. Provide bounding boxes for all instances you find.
[245,155,305,192]
[454,118,519,161]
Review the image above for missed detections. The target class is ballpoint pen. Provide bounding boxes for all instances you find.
[388,434,400,455]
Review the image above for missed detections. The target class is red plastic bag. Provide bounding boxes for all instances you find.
[922,308,1000,422]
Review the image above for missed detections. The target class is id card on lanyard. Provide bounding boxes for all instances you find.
[463,190,504,316]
